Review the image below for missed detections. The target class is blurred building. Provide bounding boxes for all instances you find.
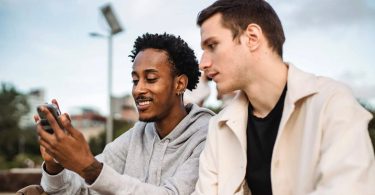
[70,108,106,141]
[111,94,138,122]
[19,89,45,128]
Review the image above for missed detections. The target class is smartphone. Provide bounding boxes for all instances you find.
[37,103,63,134]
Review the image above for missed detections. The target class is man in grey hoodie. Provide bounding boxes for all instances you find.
[36,33,214,194]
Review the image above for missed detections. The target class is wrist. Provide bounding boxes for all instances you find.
[44,161,64,175]
[80,159,103,184]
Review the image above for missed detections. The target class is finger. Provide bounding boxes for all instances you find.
[38,137,60,160]
[41,106,65,139]
[34,114,40,123]
[38,136,54,153]
[39,145,53,160]
[41,146,63,165]
[64,112,72,122]
[36,121,56,145]
[60,113,80,138]
[40,145,46,155]
[51,99,60,110]
[43,146,56,159]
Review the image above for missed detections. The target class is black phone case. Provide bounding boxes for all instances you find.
[37,104,63,134]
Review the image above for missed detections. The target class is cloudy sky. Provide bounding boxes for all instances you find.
[1,0,374,115]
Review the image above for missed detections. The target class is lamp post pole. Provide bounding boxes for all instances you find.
[89,32,114,144]
[106,34,113,144]
[90,4,123,144]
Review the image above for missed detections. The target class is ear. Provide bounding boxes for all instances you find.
[175,74,188,95]
[243,23,262,52]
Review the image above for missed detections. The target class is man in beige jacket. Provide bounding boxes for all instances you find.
[193,0,375,194]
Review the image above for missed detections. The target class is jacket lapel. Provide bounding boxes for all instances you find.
[216,92,249,193]
[217,91,249,154]
[278,64,319,134]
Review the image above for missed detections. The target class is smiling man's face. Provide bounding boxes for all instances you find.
[131,48,178,122]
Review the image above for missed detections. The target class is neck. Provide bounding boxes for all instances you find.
[155,102,187,139]
[243,56,288,118]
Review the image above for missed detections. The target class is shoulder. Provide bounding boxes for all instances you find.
[293,73,371,121]
[186,104,216,133]
[315,76,351,96]
[310,76,358,108]
[288,64,355,101]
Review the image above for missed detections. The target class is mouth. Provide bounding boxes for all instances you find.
[135,97,153,111]
[207,72,219,81]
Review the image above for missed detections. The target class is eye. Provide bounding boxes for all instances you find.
[207,43,217,50]
[132,79,139,85]
[146,78,158,83]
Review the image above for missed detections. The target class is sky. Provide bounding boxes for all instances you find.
[1,0,375,115]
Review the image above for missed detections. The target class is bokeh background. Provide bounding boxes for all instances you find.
[0,0,374,193]
[1,0,374,113]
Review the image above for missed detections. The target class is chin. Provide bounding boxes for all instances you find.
[138,115,158,122]
[217,85,233,96]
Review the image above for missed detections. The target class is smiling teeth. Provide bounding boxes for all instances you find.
[139,101,151,106]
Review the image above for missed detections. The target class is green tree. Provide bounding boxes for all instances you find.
[0,83,30,162]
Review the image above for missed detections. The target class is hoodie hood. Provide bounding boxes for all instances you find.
[144,103,215,145]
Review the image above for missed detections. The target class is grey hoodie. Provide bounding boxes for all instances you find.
[41,104,215,195]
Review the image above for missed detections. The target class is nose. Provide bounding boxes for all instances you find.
[132,80,147,97]
[199,52,212,71]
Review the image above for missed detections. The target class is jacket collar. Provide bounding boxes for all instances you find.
[215,64,319,145]
[216,91,249,152]
[217,64,318,116]
[217,91,248,124]
[280,64,319,129]
[285,64,318,106]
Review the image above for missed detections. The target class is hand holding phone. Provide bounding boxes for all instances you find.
[37,103,64,134]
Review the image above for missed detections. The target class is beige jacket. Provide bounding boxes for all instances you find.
[194,65,375,195]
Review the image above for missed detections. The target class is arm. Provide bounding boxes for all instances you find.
[39,100,209,194]
[40,130,131,195]
[41,165,89,195]
[193,119,219,195]
[89,138,207,195]
[37,100,107,194]
[309,85,375,195]
[41,117,207,194]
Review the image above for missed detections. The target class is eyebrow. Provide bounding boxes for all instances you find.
[131,68,159,76]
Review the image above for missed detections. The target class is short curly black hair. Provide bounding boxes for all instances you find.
[129,33,200,91]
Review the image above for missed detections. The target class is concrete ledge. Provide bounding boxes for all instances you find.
[0,168,42,193]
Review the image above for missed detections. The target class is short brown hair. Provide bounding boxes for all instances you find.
[197,0,285,57]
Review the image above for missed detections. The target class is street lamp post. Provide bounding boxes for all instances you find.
[107,34,113,144]
[90,4,123,144]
